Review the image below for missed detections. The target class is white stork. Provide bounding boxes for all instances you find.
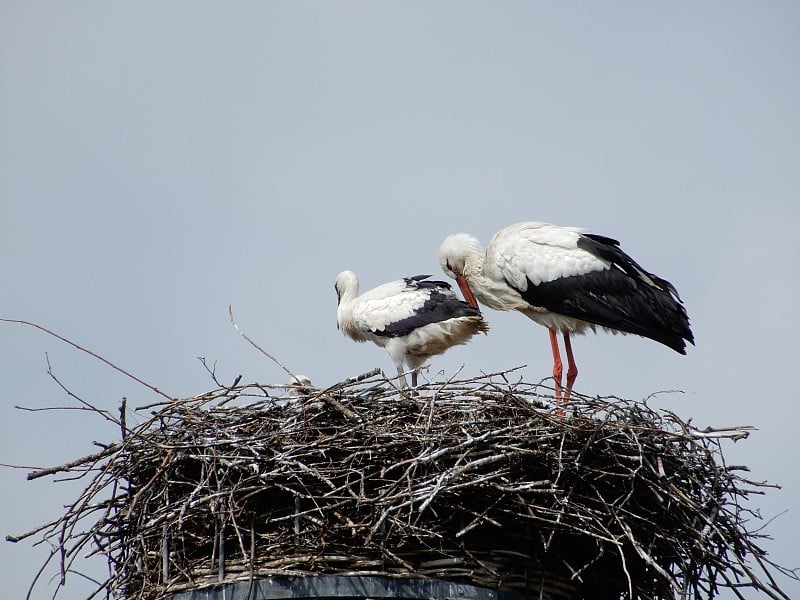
[335,270,488,389]
[438,221,694,404]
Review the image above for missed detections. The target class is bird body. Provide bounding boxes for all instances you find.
[335,270,488,388]
[439,221,693,402]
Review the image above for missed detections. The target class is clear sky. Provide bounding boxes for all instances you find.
[2,3,798,598]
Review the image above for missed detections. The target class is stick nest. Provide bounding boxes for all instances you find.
[10,369,796,599]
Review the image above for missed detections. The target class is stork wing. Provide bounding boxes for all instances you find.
[352,276,477,338]
[486,222,606,289]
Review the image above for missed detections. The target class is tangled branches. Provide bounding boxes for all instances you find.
[7,369,796,599]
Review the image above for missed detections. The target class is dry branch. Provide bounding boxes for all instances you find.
[7,370,798,600]
[0,318,172,401]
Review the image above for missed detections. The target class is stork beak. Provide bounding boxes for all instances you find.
[456,274,480,311]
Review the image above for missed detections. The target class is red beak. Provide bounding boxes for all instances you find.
[456,274,480,310]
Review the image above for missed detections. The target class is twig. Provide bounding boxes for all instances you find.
[228,305,296,380]
[25,445,120,481]
[1,318,172,400]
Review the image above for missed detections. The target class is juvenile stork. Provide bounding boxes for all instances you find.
[335,270,488,389]
[438,221,693,404]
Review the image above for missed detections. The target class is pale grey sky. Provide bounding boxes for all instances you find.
[2,3,799,598]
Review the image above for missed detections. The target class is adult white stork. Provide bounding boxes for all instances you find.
[335,270,488,389]
[438,221,694,404]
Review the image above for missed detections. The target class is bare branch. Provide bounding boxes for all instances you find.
[1,318,172,400]
[228,306,296,380]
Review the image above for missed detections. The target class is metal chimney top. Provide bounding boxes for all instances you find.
[167,575,533,600]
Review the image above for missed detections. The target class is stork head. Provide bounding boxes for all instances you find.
[286,374,315,396]
[438,233,483,310]
[334,270,360,331]
[288,374,313,387]
[334,270,359,306]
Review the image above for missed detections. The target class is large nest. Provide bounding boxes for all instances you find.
[9,369,796,599]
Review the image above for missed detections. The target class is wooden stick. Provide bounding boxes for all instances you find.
[1,318,172,400]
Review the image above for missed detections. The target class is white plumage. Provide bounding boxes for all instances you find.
[286,374,315,396]
[335,270,488,389]
[439,221,693,404]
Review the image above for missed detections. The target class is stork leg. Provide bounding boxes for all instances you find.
[395,366,410,389]
[563,332,578,403]
[394,366,420,397]
[548,329,564,404]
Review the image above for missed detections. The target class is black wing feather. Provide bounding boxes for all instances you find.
[515,235,694,353]
[579,233,682,299]
[377,277,480,338]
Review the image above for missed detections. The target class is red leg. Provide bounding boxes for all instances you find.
[563,332,578,403]
[548,329,564,404]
